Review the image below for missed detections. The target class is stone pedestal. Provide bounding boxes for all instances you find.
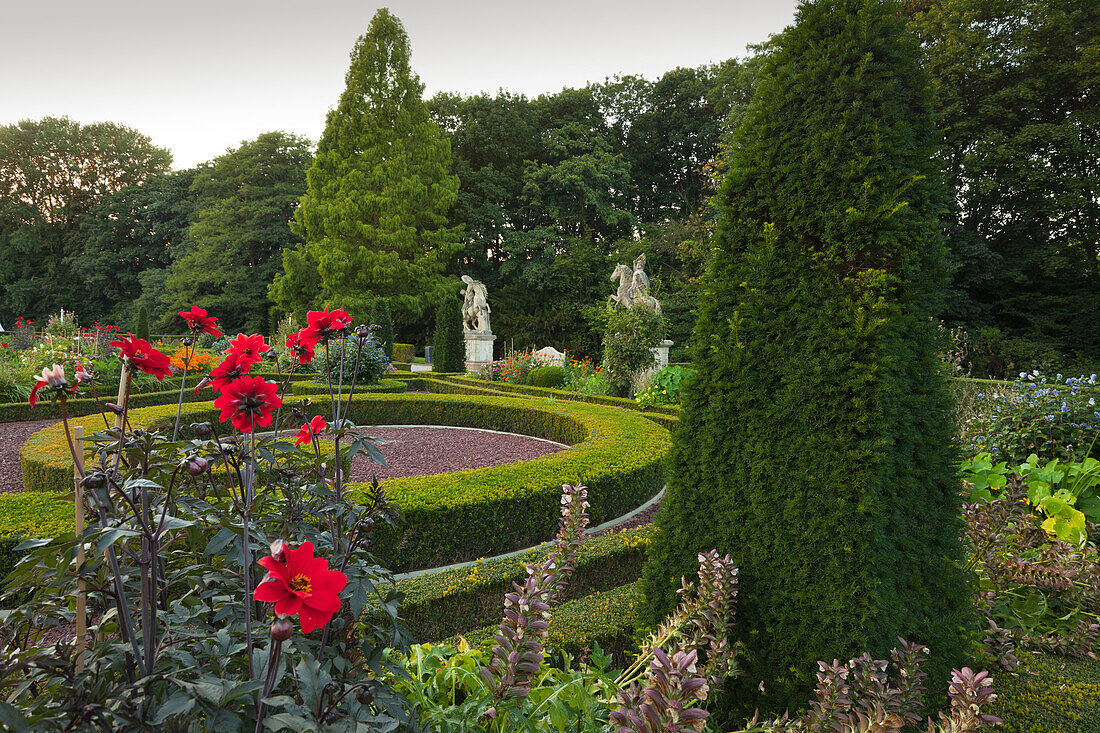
[465,331,496,371]
[653,339,673,370]
[633,340,674,395]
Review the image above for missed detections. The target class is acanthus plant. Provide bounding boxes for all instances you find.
[0,306,411,730]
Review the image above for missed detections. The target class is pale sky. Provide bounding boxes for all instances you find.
[0,0,801,170]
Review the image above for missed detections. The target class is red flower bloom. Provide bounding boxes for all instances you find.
[110,334,173,380]
[206,352,253,393]
[224,333,270,367]
[285,330,315,365]
[254,541,347,634]
[214,376,282,432]
[294,415,327,446]
[179,306,221,337]
[299,308,352,348]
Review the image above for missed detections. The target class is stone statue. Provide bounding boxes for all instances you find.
[608,253,661,315]
[461,275,492,333]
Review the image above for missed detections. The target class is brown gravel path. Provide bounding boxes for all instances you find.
[0,418,59,495]
[349,426,567,482]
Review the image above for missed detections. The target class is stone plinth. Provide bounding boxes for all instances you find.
[465,331,496,370]
[653,340,673,369]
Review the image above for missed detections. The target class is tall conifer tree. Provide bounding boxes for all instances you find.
[640,0,970,716]
[271,9,462,324]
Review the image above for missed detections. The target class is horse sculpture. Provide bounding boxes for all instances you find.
[608,263,633,310]
[608,258,661,315]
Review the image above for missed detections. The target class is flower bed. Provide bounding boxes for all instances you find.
[12,392,670,575]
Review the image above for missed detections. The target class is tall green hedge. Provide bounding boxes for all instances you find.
[640,0,971,718]
[370,298,395,360]
[433,294,465,373]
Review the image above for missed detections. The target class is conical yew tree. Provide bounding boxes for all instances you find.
[271,8,462,324]
[640,0,971,716]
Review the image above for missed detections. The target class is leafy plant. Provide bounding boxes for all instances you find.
[963,372,1100,464]
[636,365,694,408]
[960,452,1100,547]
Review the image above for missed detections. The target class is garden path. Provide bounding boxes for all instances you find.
[0,418,60,494]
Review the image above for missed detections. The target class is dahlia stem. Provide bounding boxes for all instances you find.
[254,637,283,733]
[171,340,196,441]
[323,340,336,423]
[242,427,257,680]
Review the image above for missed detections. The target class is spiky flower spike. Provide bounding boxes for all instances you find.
[622,551,739,692]
[609,648,710,733]
[930,668,1002,732]
[479,484,590,721]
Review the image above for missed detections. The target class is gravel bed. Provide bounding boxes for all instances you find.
[592,501,662,536]
[349,426,566,482]
[0,418,61,495]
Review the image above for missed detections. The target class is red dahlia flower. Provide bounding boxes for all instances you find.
[205,352,254,393]
[294,415,328,446]
[214,376,282,432]
[299,308,352,348]
[254,541,347,634]
[179,306,221,337]
[285,330,315,365]
[224,333,270,367]
[110,335,173,380]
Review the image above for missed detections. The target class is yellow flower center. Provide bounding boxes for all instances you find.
[290,574,312,594]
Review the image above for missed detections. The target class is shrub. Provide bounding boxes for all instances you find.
[963,372,1100,464]
[640,0,971,717]
[134,304,149,340]
[601,304,664,398]
[370,298,395,359]
[433,294,465,373]
[393,342,415,363]
[322,334,390,386]
[526,365,566,388]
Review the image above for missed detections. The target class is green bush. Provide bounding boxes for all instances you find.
[526,365,566,388]
[990,651,1100,733]
[433,295,465,373]
[392,525,651,643]
[18,393,670,573]
[370,298,395,360]
[640,0,971,718]
[134,305,149,341]
[601,305,665,398]
[393,343,415,363]
[290,380,407,396]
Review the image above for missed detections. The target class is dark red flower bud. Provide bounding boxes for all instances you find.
[82,473,107,490]
[191,422,213,437]
[185,457,209,476]
[270,616,294,641]
[269,539,288,562]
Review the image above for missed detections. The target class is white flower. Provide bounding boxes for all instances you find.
[38,364,66,387]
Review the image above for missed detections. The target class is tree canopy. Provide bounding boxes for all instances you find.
[270,8,462,327]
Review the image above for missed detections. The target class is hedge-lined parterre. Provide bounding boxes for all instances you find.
[446,580,642,667]
[16,392,670,574]
[386,525,652,643]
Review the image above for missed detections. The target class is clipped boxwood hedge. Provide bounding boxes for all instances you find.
[448,375,680,417]
[448,580,642,667]
[990,652,1100,733]
[393,343,415,363]
[290,380,408,396]
[393,525,652,643]
[17,392,670,574]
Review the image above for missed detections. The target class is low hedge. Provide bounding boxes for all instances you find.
[448,580,642,667]
[448,376,680,417]
[393,524,652,643]
[17,393,670,574]
[0,378,208,423]
[390,362,413,372]
[290,380,408,396]
[393,343,415,363]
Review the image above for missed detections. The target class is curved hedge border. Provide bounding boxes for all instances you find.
[290,380,407,396]
[448,580,642,666]
[15,392,670,574]
[389,524,652,643]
